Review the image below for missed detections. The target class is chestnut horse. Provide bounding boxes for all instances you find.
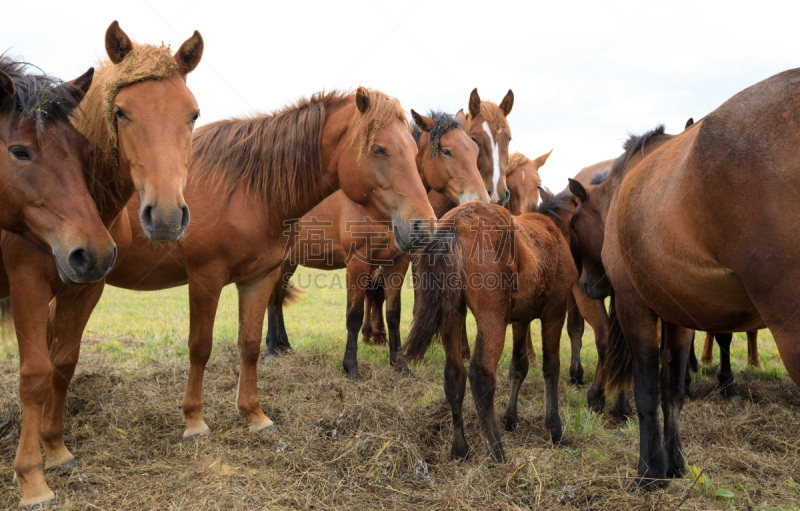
[98,88,436,442]
[0,56,115,281]
[265,108,488,378]
[1,22,204,508]
[572,68,800,488]
[404,194,576,461]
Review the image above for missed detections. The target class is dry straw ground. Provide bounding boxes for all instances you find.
[1,268,799,510]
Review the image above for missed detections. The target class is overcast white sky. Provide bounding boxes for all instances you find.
[3,1,799,190]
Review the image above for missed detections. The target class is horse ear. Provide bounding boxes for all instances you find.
[175,30,204,74]
[468,88,481,119]
[568,178,587,203]
[455,108,467,126]
[499,89,514,117]
[411,109,435,132]
[63,68,94,104]
[355,87,370,114]
[533,148,553,168]
[685,117,694,129]
[0,70,15,110]
[538,185,552,203]
[105,20,134,64]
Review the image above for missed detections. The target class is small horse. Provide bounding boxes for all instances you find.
[101,88,436,442]
[572,68,800,488]
[1,21,204,508]
[404,193,577,461]
[265,108,488,378]
[0,56,115,282]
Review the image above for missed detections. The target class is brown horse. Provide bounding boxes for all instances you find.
[265,108,488,378]
[0,56,115,282]
[428,88,514,214]
[404,193,577,461]
[572,67,800,488]
[96,88,435,443]
[2,22,204,508]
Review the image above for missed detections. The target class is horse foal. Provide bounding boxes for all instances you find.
[404,194,576,461]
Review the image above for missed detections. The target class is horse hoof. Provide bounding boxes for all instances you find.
[263,353,278,363]
[395,365,413,377]
[183,432,210,444]
[44,458,76,473]
[344,369,361,381]
[18,496,57,510]
[372,334,388,346]
[631,477,668,491]
[502,414,518,432]
[721,384,739,400]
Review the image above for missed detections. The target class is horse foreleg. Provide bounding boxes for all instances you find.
[181,273,224,440]
[574,284,611,415]
[7,255,57,508]
[265,262,294,360]
[384,257,410,372]
[344,261,370,379]
[541,303,568,446]
[503,321,530,432]
[41,284,105,470]
[700,332,714,365]
[747,330,761,368]
[661,322,692,479]
[468,316,507,462]
[715,332,738,399]
[235,275,277,435]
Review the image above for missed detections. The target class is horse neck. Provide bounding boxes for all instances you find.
[73,62,135,226]
[414,135,432,192]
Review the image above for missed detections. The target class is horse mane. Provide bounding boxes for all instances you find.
[506,152,529,176]
[467,101,510,144]
[536,187,574,219]
[610,124,666,181]
[191,88,406,213]
[590,169,610,185]
[412,110,462,158]
[0,54,83,135]
[71,42,183,213]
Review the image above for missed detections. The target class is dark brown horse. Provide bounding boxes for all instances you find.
[0,56,115,282]
[404,193,577,461]
[95,88,436,443]
[265,108,488,378]
[571,69,800,488]
[2,22,204,508]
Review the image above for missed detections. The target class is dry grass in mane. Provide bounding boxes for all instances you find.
[71,42,182,213]
[190,88,406,213]
[467,101,510,144]
[505,152,529,176]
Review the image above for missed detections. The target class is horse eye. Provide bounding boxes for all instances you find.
[442,148,452,157]
[191,112,200,124]
[115,108,128,120]
[372,145,386,156]
[9,146,31,161]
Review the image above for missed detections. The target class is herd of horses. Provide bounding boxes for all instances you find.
[2,20,799,509]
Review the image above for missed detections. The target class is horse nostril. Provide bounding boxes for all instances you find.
[140,203,154,231]
[180,204,190,231]
[67,247,95,275]
[487,188,493,197]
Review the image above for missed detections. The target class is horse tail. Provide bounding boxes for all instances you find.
[0,298,12,337]
[403,228,463,363]
[605,290,634,393]
[279,279,305,307]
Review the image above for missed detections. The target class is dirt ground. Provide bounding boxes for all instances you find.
[1,338,799,510]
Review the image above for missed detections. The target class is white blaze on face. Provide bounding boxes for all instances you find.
[483,121,501,203]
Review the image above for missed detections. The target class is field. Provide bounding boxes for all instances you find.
[1,267,799,510]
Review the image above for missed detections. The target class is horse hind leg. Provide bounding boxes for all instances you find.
[715,332,738,399]
[443,302,470,459]
[700,332,714,365]
[502,321,530,432]
[661,322,692,479]
[468,317,508,462]
[363,269,388,345]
